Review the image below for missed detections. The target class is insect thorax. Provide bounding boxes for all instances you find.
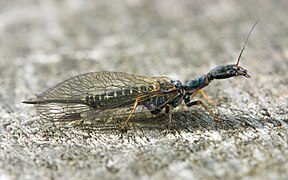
[142,79,184,114]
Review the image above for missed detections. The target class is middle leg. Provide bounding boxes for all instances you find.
[190,90,214,104]
[164,104,173,130]
[120,98,140,129]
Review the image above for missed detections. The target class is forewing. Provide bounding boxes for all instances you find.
[31,71,172,123]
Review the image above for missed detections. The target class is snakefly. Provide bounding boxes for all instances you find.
[23,20,258,131]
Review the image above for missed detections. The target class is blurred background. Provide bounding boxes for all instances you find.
[0,0,287,102]
[0,0,287,179]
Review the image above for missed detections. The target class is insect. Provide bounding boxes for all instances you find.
[23,20,258,131]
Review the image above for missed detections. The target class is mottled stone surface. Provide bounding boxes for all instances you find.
[0,0,287,179]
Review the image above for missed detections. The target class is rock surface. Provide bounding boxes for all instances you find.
[0,0,287,179]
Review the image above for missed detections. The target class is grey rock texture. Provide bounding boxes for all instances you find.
[0,0,287,179]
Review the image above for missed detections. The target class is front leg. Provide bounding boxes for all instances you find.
[189,90,214,105]
[185,95,222,122]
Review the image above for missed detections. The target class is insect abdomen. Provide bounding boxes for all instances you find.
[85,86,153,109]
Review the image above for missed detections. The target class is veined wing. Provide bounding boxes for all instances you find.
[24,71,175,122]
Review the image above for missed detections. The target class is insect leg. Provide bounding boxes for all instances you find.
[199,90,214,104]
[120,98,140,129]
[190,90,214,104]
[186,100,222,122]
[165,104,173,130]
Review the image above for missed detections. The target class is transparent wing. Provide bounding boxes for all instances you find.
[26,71,174,123]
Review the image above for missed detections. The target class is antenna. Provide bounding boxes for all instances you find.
[235,19,259,67]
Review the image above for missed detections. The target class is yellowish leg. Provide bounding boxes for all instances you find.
[199,90,214,104]
[190,90,214,104]
[190,91,199,99]
[186,100,222,123]
[120,99,139,129]
[166,105,173,131]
